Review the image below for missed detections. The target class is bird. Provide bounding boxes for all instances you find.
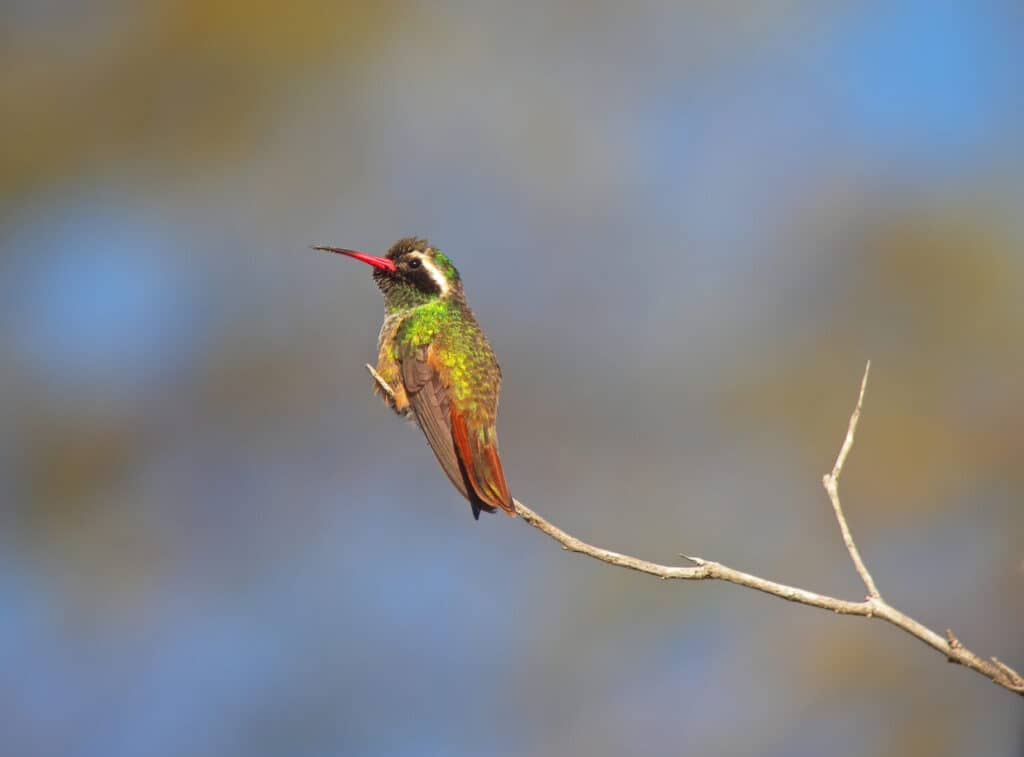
[314,237,515,520]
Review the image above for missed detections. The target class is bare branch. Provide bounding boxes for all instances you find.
[830,360,871,482]
[368,362,1024,696]
[514,361,1024,697]
[822,361,882,600]
[513,497,1024,695]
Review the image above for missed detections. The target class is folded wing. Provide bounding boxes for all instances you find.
[400,343,513,519]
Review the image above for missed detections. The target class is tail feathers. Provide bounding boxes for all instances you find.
[455,451,496,520]
[450,407,515,519]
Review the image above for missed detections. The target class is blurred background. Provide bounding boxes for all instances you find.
[2,1,1022,755]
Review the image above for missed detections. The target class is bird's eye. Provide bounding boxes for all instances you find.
[408,258,422,269]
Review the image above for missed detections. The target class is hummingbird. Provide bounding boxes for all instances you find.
[315,237,515,520]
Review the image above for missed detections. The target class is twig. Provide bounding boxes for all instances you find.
[369,362,1024,697]
[822,361,882,600]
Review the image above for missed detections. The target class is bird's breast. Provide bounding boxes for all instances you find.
[377,312,409,353]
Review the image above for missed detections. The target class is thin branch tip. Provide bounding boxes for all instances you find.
[829,361,871,481]
[823,363,882,600]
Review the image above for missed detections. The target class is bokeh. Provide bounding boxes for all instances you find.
[2,2,1022,756]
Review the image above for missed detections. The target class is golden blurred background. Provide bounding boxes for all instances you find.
[1,2,1022,755]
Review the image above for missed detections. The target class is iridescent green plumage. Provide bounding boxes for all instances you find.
[325,236,513,520]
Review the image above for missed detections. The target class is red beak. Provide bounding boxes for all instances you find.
[312,245,397,273]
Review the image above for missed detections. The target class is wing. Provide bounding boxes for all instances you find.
[399,342,514,519]
[398,343,474,504]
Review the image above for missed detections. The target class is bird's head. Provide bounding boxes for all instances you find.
[314,237,462,311]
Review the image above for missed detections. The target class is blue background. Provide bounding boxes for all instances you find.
[1,2,1022,755]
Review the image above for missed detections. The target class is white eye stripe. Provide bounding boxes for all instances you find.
[409,251,450,292]
[418,257,450,296]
